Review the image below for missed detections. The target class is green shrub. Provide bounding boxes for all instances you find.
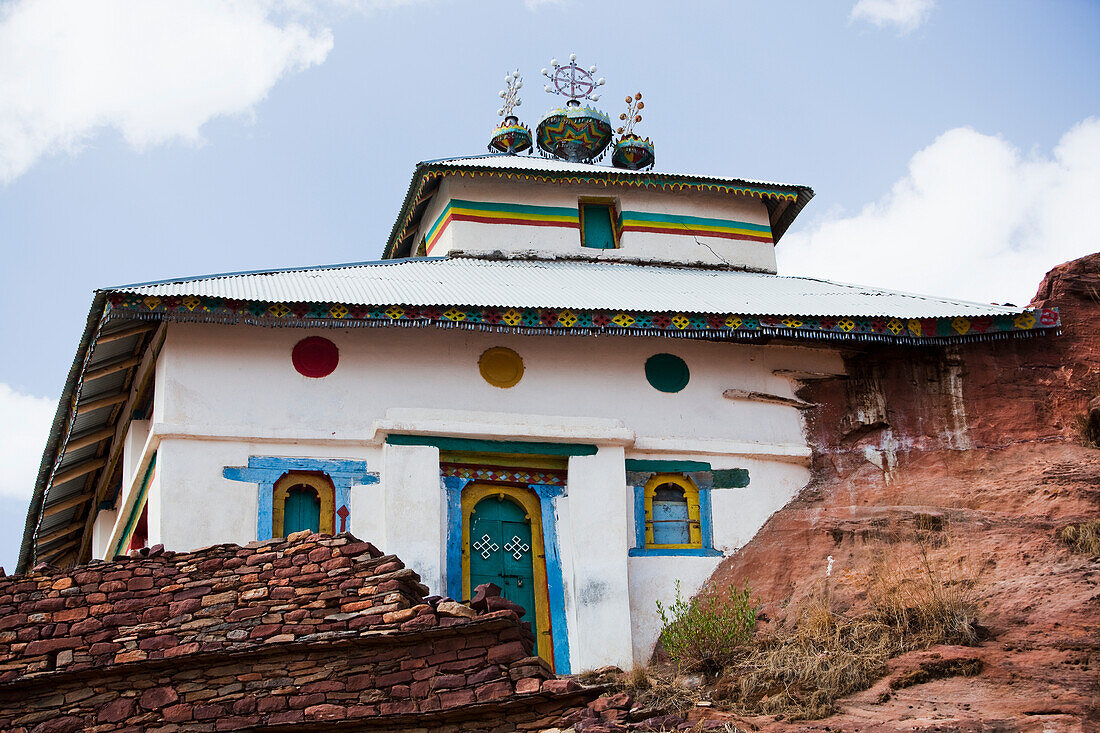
[656,581,757,675]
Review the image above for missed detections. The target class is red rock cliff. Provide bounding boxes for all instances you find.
[710,254,1100,730]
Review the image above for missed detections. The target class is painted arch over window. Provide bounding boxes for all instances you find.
[272,472,335,538]
[643,474,702,549]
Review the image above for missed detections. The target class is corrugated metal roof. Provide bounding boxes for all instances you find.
[425,154,803,189]
[113,256,1022,319]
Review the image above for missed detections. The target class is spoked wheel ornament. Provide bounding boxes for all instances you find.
[536,54,612,163]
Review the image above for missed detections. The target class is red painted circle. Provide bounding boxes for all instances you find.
[292,337,339,378]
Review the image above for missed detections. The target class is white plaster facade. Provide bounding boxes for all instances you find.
[417,176,779,272]
[98,321,843,672]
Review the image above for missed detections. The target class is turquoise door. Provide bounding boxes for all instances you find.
[469,497,537,652]
[581,204,616,249]
[284,485,321,535]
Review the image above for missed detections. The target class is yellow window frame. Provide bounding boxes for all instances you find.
[461,483,554,669]
[273,472,335,538]
[643,473,702,549]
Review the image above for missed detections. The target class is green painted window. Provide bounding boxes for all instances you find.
[470,497,538,655]
[580,203,617,249]
[284,485,321,535]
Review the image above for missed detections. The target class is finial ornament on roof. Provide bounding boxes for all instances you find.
[612,92,655,170]
[536,54,612,163]
[488,69,532,155]
[541,54,605,105]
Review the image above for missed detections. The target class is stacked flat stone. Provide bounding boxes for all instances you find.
[0,533,597,732]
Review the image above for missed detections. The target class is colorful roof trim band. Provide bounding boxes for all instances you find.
[386,163,804,258]
[104,294,1061,345]
[440,463,567,487]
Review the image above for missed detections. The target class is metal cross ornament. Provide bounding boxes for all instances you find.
[542,54,605,104]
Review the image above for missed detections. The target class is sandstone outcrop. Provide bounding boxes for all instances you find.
[705,253,1100,731]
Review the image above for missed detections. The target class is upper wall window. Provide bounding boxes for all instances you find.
[273,472,335,537]
[644,474,702,549]
[579,202,618,249]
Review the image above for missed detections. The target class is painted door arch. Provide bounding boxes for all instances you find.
[461,484,553,666]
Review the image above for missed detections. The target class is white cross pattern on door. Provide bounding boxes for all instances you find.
[473,534,499,559]
[504,536,530,560]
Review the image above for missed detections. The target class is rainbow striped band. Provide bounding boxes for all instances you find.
[425,199,773,253]
[619,211,772,243]
[425,200,579,254]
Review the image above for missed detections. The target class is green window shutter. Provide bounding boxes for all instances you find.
[284,486,321,535]
[581,204,616,249]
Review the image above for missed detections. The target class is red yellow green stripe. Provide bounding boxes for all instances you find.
[425,199,579,254]
[619,210,773,243]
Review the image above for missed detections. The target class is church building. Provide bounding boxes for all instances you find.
[19,60,1061,676]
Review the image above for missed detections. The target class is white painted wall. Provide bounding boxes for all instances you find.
[418,176,778,272]
[381,443,445,594]
[622,455,812,664]
[110,320,845,671]
[563,447,633,670]
[155,324,836,448]
[91,509,118,560]
[122,419,151,492]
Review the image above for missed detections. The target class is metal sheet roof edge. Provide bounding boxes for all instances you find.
[18,292,108,573]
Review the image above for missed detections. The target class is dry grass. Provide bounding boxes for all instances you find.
[710,534,982,719]
[617,665,702,715]
[1059,519,1100,556]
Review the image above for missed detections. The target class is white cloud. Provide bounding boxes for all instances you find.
[0,0,335,184]
[778,118,1100,306]
[0,384,55,500]
[850,0,934,33]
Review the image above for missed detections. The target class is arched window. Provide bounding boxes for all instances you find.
[643,474,702,549]
[273,472,335,538]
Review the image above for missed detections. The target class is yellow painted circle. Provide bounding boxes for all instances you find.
[479,347,525,388]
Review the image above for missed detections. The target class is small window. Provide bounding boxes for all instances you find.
[644,474,702,549]
[579,202,618,249]
[128,503,149,551]
[284,485,321,535]
[273,472,335,538]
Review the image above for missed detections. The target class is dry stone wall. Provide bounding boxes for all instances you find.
[0,532,596,732]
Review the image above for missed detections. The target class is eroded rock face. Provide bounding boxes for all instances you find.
[708,253,1100,730]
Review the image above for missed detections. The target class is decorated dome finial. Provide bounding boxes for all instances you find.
[612,92,655,170]
[536,54,612,163]
[488,69,532,155]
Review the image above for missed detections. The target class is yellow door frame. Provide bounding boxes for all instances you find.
[272,472,335,538]
[461,483,553,667]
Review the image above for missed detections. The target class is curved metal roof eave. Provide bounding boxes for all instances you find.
[17,292,108,573]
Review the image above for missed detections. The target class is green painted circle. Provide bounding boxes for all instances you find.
[645,353,690,393]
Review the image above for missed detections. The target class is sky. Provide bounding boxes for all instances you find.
[0,0,1097,571]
